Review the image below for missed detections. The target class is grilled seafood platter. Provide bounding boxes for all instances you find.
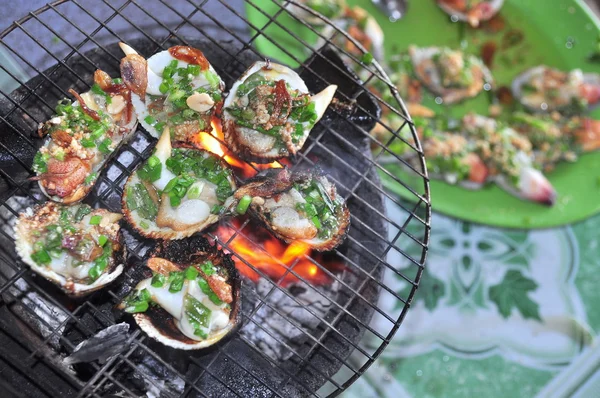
[14,202,124,296]
[437,0,505,27]
[33,70,137,203]
[119,42,224,144]
[230,168,350,251]
[222,61,337,163]
[511,66,600,113]
[122,128,236,240]
[119,237,240,350]
[409,46,493,104]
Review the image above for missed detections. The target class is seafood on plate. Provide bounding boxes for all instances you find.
[229,168,350,251]
[511,66,600,113]
[222,61,337,163]
[119,42,224,144]
[436,0,505,27]
[333,5,385,62]
[399,113,557,205]
[512,112,600,168]
[33,71,137,203]
[409,46,493,104]
[461,113,556,205]
[14,202,124,296]
[121,128,236,240]
[119,237,240,350]
[284,0,347,24]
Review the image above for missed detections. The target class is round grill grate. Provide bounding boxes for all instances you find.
[0,1,430,397]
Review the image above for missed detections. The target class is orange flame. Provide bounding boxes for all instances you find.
[194,120,284,178]
[198,119,343,286]
[216,220,343,287]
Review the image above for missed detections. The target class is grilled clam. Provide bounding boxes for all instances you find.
[119,237,240,350]
[511,66,600,113]
[14,202,124,296]
[437,0,505,27]
[122,127,236,240]
[461,113,556,205]
[409,46,493,104]
[34,71,137,203]
[119,42,224,144]
[222,61,337,163]
[230,168,350,251]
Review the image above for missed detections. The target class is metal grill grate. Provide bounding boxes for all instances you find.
[0,1,430,397]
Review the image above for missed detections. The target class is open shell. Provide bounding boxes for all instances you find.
[35,71,137,203]
[437,0,505,27]
[409,46,493,104]
[123,237,241,350]
[511,66,600,113]
[119,42,225,143]
[222,61,336,163]
[14,202,124,296]
[121,128,236,240]
[232,168,350,251]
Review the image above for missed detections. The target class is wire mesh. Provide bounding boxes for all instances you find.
[0,0,430,397]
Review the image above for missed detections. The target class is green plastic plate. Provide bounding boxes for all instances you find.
[246,0,600,228]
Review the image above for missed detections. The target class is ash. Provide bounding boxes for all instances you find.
[241,278,339,361]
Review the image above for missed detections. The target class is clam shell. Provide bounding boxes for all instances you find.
[14,202,125,296]
[133,48,224,140]
[222,61,335,163]
[511,66,600,113]
[128,237,241,350]
[121,147,236,240]
[409,46,493,104]
[234,168,350,251]
[37,90,138,204]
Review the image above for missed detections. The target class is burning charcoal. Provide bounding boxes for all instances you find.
[63,323,130,365]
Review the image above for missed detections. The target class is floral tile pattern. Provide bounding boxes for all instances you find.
[342,198,599,398]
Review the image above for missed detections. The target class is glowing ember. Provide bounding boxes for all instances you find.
[194,120,284,178]
[216,220,344,287]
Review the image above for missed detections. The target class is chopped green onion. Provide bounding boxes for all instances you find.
[98,235,108,247]
[201,261,215,276]
[144,115,157,125]
[185,266,199,280]
[236,195,252,215]
[74,206,92,222]
[360,52,374,65]
[81,137,96,148]
[187,185,201,199]
[168,271,185,293]
[31,249,51,265]
[89,215,102,225]
[187,64,201,76]
[151,273,165,288]
[84,173,97,185]
[140,220,150,229]
[311,216,322,229]
[98,138,112,154]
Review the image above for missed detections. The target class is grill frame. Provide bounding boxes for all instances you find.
[0,1,431,397]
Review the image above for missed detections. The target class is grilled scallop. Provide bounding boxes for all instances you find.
[511,66,600,113]
[14,202,124,296]
[222,61,337,163]
[409,46,493,104]
[230,168,350,251]
[33,70,137,203]
[119,42,225,144]
[119,237,240,350]
[437,0,505,27]
[122,127,236,240]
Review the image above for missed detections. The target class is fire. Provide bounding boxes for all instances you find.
[195,120,284,178]
[200,119,343,287]
[216,220,343,287]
